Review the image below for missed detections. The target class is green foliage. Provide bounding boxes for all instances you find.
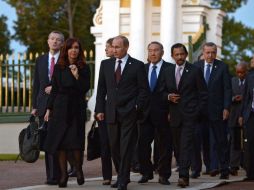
[4,0,100,52]
[222,16,254,73]
[0,15,11,54]
[211,0,248,13]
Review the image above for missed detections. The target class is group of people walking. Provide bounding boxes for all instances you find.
[32,30,254,190]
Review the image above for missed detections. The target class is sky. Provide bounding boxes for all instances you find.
[0,0,254,53]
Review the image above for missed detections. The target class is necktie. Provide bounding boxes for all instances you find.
[50,57,55,79]
[175,66,182,89]
[150,65,157,91]
[240,80,244,93]
[115,60,122,83]
[205,64,211,84]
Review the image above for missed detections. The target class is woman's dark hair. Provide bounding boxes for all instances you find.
[58,38,86,68]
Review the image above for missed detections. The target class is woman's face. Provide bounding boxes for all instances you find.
[68,42,80,62]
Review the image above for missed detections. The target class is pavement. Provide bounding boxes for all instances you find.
[0,122,252,190]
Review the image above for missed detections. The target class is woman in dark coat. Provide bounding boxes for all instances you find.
[44,38,90,188]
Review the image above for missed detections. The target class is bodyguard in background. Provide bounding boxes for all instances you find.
[163,43,207,188]
[194,42,232,179]
[138,41,172,185]
[228,62,247,176]
[31,31,64,185]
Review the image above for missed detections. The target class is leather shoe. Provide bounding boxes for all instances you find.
[229,169,238,176]
[190,172,200,179]
[117,183,127,190]
[219,174,229,179]
[138,174,153,183]
[45,179,58,185]
[102,179,111,185]
[210,169,220,177]
[177,178,189,188]
[158,176,170,185]
[111,180,118,188]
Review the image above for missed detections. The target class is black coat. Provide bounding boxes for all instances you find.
[32,53,51,117]
[228,77,245,127]
[194,59,232,121]
[44,64,90,154]
[95,55,149,123]
[162,62,208,127]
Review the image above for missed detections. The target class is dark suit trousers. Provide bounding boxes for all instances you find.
[245,112,254,178]
[39,117,59,181]
[138,118,172,178]
[229,127,243,169]
[107,111,138,185]
[98,120,112,180]
[179,120,195,178]
[208,120,229,175]
[191,122,210,173]
[172,127,181,166]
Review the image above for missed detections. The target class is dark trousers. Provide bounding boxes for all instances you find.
[208,120,229,175]
[178,120,195,178]
[39,117,59,181]
[138,118,172,178]
[98,120,112,181]
[245,112,254,178]
[191,122,210,173]
[229,127,243,169]
[172,127,181,167]
[107,111,137,185]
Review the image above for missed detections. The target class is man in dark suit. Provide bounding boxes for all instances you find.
[31,31,64,185]
[194,42,232,179]
[163,43,207,188]
[138,41,172,185]
[95,35,149,190]
[239,65,254,181]
[228,62,247,176]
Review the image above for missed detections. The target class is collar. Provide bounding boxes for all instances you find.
[117,54,129,64]
[205,60,213,67]
[49,51,60,62]
[150,59,163,68]
[176,61,186,70]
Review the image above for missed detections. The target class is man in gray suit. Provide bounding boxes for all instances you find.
[32,31,64,185]
[228,62,247,175]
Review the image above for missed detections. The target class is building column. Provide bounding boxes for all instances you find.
[129,0,145,61]
[160,0,177,62]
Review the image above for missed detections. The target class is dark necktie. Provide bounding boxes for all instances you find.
[175,66,182,89]
[115,60,122,83]
[150,65,157,91]
[240,80,244,93]
[205,64,211,84]
[49,57,55,79]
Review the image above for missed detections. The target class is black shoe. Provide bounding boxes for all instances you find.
[210,169,220,177]
[131,165,140,173]
[229,169,238,176]
[219,174,229,179]
[45,179,58,185]
[177,178,189,188]
[190,172,200,179]
[111,180,118,188]
[158,176,170,185]
[138,174,153,183]
[58,176,68,188]
[117,184,127,190]
[76,169,85,185]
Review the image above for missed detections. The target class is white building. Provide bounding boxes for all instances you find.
[88,0,225,114]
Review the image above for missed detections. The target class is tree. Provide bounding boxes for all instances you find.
[4,0,100,53]
[211,0,254,74]
[0,15,11,54]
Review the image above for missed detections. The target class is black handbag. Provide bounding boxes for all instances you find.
[87,120,101,161]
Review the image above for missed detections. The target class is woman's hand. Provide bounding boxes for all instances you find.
[69,64,79,79]
[44,109,50,122]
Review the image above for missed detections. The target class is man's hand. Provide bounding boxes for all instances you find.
[238,117,243,127]
[168,93,181,103]
[44,109,50,122]
[31,109,37,116]
[96,113,104,121]
[223,109,229,120]
[45,86,52,94]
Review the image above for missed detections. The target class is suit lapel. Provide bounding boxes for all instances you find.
[208,61,218,85]
[42,54,50,84]
[178,62,190,90]
[118,55,131,84]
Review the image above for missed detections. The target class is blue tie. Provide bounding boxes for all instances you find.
[205,64,211,84]
[150,65,157,91]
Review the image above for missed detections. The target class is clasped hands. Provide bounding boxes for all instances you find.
[69,64,79,79]
[168,93,180,103]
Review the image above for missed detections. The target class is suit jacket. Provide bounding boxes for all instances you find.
[95,55,149,123]
[194,59,232,121]
[228,77,245,127]
[142,61,173,126]
[241,74,254,124]
[163,62,208,127]
[32,53,51,117]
